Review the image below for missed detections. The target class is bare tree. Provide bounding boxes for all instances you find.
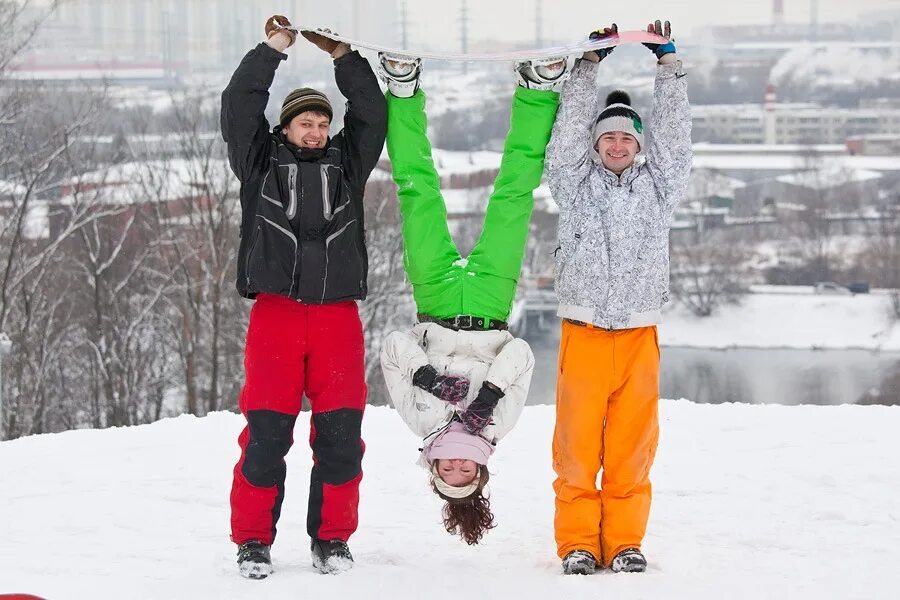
[357,180,412,405]
[670,236,750,317]
[669,170,750,317]
[145,91,246,416]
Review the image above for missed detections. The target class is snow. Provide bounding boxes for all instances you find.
[0,179,28,196]
[775,166,882,190]
[661,290,900,351]
[692,143,847,156]
[61,159,233,205]
[687,171,746,199]
[23,202,49,240]
[1,405,899,599]
[690,152,900,173]
[430,149,502,176]
[441,186,491,215]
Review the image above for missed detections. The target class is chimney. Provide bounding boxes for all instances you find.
[764,83,777,145]
[773,0,784,25]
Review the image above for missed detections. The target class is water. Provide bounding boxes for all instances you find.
[522,320,900,406]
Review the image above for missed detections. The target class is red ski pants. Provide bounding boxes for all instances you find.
[230,294,367,546]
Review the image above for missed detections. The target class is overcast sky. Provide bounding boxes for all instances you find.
[402,0,900,46]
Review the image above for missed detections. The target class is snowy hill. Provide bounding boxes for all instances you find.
[660,288,900,351]
[1,404,898,599]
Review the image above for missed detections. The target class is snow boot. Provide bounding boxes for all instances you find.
[377,53,422,98]
[562,549,597,575]
[611,548,647,573]
[515,56,575,91]
[311,538,354,574]
[237,540,272,579]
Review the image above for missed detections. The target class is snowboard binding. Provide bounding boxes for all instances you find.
[377,52,423,98]
[515,55,575,91]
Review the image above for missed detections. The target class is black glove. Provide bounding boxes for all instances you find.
[587,24,618,62]
[461,382,504,435]
[413,365,470,405]
[642,19,676,59]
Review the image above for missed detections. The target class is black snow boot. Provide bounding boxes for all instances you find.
[237,540,272,579]
[562,549,597,575]
[611,548,647,573]
[311,538,354,574]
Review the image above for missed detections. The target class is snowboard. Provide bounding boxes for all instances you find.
[299,28,668,62]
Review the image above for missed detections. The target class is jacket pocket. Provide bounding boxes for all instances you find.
[321,164,347,221]
[247,215,298,295]
[321,218,362,301]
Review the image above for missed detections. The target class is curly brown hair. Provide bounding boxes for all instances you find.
[430,466,496,545]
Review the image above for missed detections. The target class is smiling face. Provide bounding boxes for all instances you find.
[283,110,331,149]
[435,458,479,487]
[596,131,639,174]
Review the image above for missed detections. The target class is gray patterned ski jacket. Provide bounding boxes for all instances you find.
[546,59,692,330]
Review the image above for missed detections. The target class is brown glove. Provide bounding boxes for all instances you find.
[301,28,340,54]
[265,15,298,48]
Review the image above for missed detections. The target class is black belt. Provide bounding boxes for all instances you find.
[417,313,508,331]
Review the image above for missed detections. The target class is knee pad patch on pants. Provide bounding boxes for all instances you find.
[311,408,363,485]
[242,410,297,487]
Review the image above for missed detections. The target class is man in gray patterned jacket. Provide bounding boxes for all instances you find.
[545,21,691,576]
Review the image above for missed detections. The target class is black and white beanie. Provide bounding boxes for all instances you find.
[590,90,644,159]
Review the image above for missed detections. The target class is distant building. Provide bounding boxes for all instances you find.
[693,95,900,145]
[846,134,900,156]
[734,164,883,217]
[15,0,397,81]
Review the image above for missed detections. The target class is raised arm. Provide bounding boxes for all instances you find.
[642,20,692,216]
[220,17,295,182]
[334,51,388,187]
[303,30,388,187]
[545,26,622,213]
[545,60,599,212]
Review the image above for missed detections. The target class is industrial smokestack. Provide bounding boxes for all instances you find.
[773,0,784,25]
[764,83,777,145]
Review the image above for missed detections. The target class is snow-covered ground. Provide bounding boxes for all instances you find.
[2,405,899,599]
[661,289,900,351]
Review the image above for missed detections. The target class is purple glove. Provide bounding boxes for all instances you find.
[461,382,504,435]
[413,365,470,405]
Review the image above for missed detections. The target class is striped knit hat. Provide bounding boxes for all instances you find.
[591,90,644,158]
[280,87,333,127]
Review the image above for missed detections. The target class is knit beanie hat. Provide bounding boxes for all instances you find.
[422,421,494,466]
[590,90,644,161]
[280,87,333,127]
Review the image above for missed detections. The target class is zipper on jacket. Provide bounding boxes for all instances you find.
[257,216,299,298]
[245,224,260,289]
[321,164,333,221]
[285,163,298,220]
[321,219,357,302]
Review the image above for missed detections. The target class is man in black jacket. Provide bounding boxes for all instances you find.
[221,16,386,578]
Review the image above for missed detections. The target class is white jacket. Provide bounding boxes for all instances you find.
[546,60,692,329]
[380,323,535,446]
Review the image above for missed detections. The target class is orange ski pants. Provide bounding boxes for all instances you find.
[552,321,660,566]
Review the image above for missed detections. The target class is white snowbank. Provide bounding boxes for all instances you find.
[1,404,898,599]
[661,290,900,351]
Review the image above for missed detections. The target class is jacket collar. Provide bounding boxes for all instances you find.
[597,155,645,188]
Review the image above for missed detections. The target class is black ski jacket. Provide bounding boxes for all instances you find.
[221,43,387,303]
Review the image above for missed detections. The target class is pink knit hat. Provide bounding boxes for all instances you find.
[423,421,494,466]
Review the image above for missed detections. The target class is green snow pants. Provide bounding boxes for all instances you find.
[385,86,560,323]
